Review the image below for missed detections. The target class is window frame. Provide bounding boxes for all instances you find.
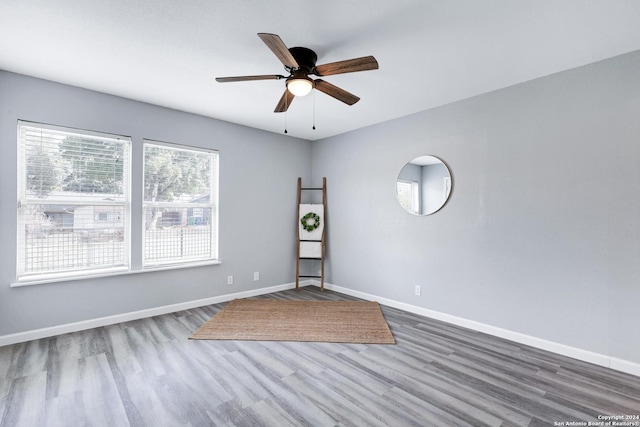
[396,179,420,215]
[16,120,132,283]
[142,139,219,269]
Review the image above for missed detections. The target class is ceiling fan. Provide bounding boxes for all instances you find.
[216,33,379,112]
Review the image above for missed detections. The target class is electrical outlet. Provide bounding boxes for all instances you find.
[227,275,233,285]
[253,272,259,281]
[415,285,421,296]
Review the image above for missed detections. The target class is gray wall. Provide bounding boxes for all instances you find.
[2,50,640,366]
[0,71,312,336]
[312,50,640,364]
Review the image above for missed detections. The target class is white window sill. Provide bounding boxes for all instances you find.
[10,260,222,288]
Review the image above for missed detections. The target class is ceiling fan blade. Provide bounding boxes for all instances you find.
[314,79,360,105]
[274,89,295,113]
[257,33,299,69]
[216,74,285,83]
[314,56,379,76]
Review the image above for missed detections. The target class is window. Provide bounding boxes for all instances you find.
[143,140,218,267]
[17,121,131,282]
[396,179,419,214]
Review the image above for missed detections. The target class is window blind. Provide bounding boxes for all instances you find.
[16,121,131,281]
[396,180,419,214]
[142,140,218,267]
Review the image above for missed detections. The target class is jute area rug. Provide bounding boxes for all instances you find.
[189,299,395,344]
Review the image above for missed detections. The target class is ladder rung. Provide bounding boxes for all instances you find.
[300,257,321,260]
[298,275,322,278]
[301,187,323,190]
[299,239,321,242]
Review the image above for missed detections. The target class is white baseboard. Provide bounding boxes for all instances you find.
[0,281,312,347]
[610,357,640,378]
[3,279,639,378]
[314,281,640,378]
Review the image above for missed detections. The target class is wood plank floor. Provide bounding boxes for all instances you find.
[1,287,639,426]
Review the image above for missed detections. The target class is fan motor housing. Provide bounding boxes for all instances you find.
[288,47,318,72]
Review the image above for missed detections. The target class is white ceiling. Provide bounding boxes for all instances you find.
[1,1,640,141]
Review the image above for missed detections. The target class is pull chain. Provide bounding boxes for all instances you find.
[284,96,288,134]
[312,90,316,130]
[283,91,318,133]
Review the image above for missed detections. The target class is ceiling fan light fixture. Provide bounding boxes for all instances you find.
[287,77,313,96]
[217,34,378,113]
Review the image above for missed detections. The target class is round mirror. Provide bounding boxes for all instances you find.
[396,155,452,215]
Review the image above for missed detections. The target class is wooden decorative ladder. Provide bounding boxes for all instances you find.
[295,177,327,291]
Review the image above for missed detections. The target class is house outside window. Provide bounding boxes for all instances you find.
[16,121,131,282]
[143,140,218,267]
